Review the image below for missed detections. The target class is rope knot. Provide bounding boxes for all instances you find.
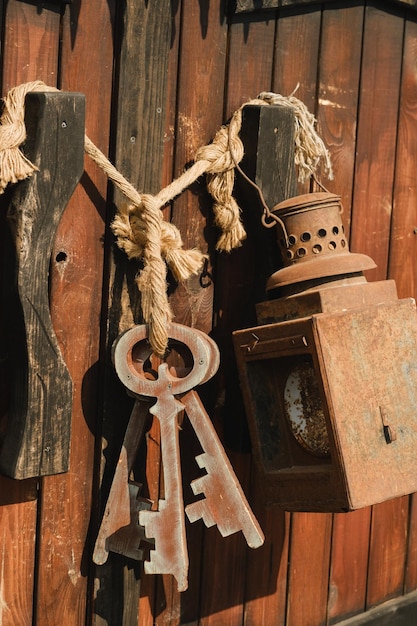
[0,82,332,356]
[195,124,244,175]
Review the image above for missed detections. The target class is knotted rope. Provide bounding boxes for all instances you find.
[0,81,332,355]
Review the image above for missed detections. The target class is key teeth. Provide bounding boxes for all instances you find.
[189,475,206,497]
[139,507,190,592]
[185,500,216,528]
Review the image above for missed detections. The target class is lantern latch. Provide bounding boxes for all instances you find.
[379,406,397,444]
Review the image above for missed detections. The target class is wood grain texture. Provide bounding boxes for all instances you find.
[312,13,381,621]
[167,0,228,334]
[1,0,60,93]
[273,7,322,200]
[0,92,84,479]
[273,6,321,119]
[316,3,364,231]
[286,512,332,625]
[199,11,277,626]
[328,509,372,623]
[364,11,417,613]
[350,4,404,281]
[389,15,417,299]
[93,1,173,623]
[405,495,417,592]
[243,507,290,626]
[33,1,115,624]
[0,2,61,623]
[366,498,409,608]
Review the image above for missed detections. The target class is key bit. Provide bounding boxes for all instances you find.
[93,399,151,565]
[184,390,264,549]
[138,364,189,591]
[106,483,153,561]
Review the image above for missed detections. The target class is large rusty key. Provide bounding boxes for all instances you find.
[183,389,264,548]
[113,323,216,592]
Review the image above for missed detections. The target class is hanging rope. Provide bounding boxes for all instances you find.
[0,81,332,355]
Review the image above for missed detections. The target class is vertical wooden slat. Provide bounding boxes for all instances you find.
[405,495,417,592]
[349,4,404,280]
[155,1,228,624]
[225,12,277,117]
[366,497,409,608]
[273,5,322,133]
[389,14,417,300]
[218,12,296,626]
[1,1,60,93]
[33,2,115,624]
[316,3,364,230]
[91,2,173,624]
[0,3,61,624]
[328,510,372,624]
[286,513,332,626]
[273,5,322,201]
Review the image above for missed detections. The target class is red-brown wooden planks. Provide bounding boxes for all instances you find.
[233,10,315,626]
[225,11,277,117]
[350,4,404,281]
[273,5,322,196]
[316,3,364,231]
[273,5,321,135]
[33,1,115,624]
[362,8,417,612]
[286,512,333,626]
[389,15,417,300]
[1,1,60,93]
[0,2,61,624]
[328,510,372,623]
[313,6,370,626]
[366,497,409,608]
[406,494,417,592]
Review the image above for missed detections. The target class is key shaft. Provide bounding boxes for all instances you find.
[139,365,189,591]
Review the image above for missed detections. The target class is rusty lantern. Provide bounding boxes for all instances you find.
[233,192,417,512]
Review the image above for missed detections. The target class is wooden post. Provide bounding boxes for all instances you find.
[0,91,85,479]
[215,103,298,452]
[93,2,173,623]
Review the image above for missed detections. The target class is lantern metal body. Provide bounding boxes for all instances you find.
[233,193,417,512]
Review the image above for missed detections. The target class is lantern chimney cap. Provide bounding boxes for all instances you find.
[267,191,376,290]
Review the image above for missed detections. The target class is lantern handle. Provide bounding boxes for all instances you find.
[227,123,290,246]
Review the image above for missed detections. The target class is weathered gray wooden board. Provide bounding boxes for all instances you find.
[0,91,85,479]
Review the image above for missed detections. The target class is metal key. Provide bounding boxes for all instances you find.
[113,323,215,592]
[183,389,264,548]
[93,399,153,565]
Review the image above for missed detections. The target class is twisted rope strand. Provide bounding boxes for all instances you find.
[0,81,332,355]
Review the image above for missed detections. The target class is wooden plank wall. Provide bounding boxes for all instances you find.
[1,1,417,625]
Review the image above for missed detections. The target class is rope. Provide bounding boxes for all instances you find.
[0,81,332,355]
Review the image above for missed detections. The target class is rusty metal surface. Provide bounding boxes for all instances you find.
[234,296,417,512]
[266,192,376,289]
[257,279,398,325]
[314,298,417,510]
